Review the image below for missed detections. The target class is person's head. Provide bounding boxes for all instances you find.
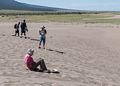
[18,22,20,24]
[23,19,26,22]
[27,49,34,56]
[41,26,45,30]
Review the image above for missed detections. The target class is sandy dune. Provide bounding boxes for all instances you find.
[0,22,120,86]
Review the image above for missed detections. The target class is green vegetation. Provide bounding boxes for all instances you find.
[24,14,113,23]
[0,10,120,24]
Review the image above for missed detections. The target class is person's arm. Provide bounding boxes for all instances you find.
[45,30,47,34]
[30,57,35,63]
[25,23,28,32]
[39,30,41,35]
[25,28,28,32]
[14,24,17,29]
[24,23,26,28]
[21,23,22,28]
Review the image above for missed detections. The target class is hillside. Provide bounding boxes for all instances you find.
[0,0,63,11]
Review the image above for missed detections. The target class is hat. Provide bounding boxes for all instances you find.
[41,26,45,29]
[27,49,34,55]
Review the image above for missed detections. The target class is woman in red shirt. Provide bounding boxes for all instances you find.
[24,49,49,72]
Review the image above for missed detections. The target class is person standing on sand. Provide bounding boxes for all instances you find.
[14,22,20,36]
[21,20,28,38]
[38,26,47,49]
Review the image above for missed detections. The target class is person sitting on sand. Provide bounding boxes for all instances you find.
[24,49,60,73]
[21,20,28,38]
[24,49,49,72]
[38,26,47,49]
[14,22,20,36]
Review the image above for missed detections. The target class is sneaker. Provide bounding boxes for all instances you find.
[25,37,27,39]
[43,69,51,73]
[52,69,60,74]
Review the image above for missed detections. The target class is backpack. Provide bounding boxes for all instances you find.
[14,24,17,29]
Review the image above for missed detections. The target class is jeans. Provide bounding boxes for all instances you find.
[32,58,47,71]
[39,36,46,46]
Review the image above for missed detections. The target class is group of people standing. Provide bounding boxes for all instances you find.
[14,20,47,49]
[14,20,28,37]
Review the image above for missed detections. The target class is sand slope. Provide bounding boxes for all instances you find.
[0,22,120,86]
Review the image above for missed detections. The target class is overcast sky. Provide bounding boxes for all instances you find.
[16,0,120,11]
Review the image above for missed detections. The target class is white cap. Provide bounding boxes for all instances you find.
[27,49,34,55]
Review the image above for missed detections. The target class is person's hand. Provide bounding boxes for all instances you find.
[26,29,28,32]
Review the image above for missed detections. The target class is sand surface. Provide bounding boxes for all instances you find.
[0,22,120,86]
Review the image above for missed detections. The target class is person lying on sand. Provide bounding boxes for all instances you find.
[24,49,59,73]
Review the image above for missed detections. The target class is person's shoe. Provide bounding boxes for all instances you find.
[44,70,51,73]
[43,46,45,49]
[51,69,60,74]
[25,37,27,39]
[38,46,41,49]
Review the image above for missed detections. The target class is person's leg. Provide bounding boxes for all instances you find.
[24,31,26,36]
[39,59,48,70]
[35,58,47,71]
[15,30,17,36]
[31,62,40,71]
[43,38,46,49]
[39,37,43,48]
[15,32,16,36]
[18,31,19,36]
[21,31,23,36]
[16,30,19,36]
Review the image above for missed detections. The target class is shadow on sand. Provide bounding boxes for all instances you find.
[11,35,65,54]
[46,48,65,54]
[30,38,40,41]
[11,35,31,39]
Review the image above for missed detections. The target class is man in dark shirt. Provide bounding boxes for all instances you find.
[21,20,28,38]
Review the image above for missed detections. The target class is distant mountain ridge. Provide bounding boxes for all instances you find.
[0,0,64,11]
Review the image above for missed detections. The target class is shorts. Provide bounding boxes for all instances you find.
[21,30,26,33]
[16,30,19,33]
